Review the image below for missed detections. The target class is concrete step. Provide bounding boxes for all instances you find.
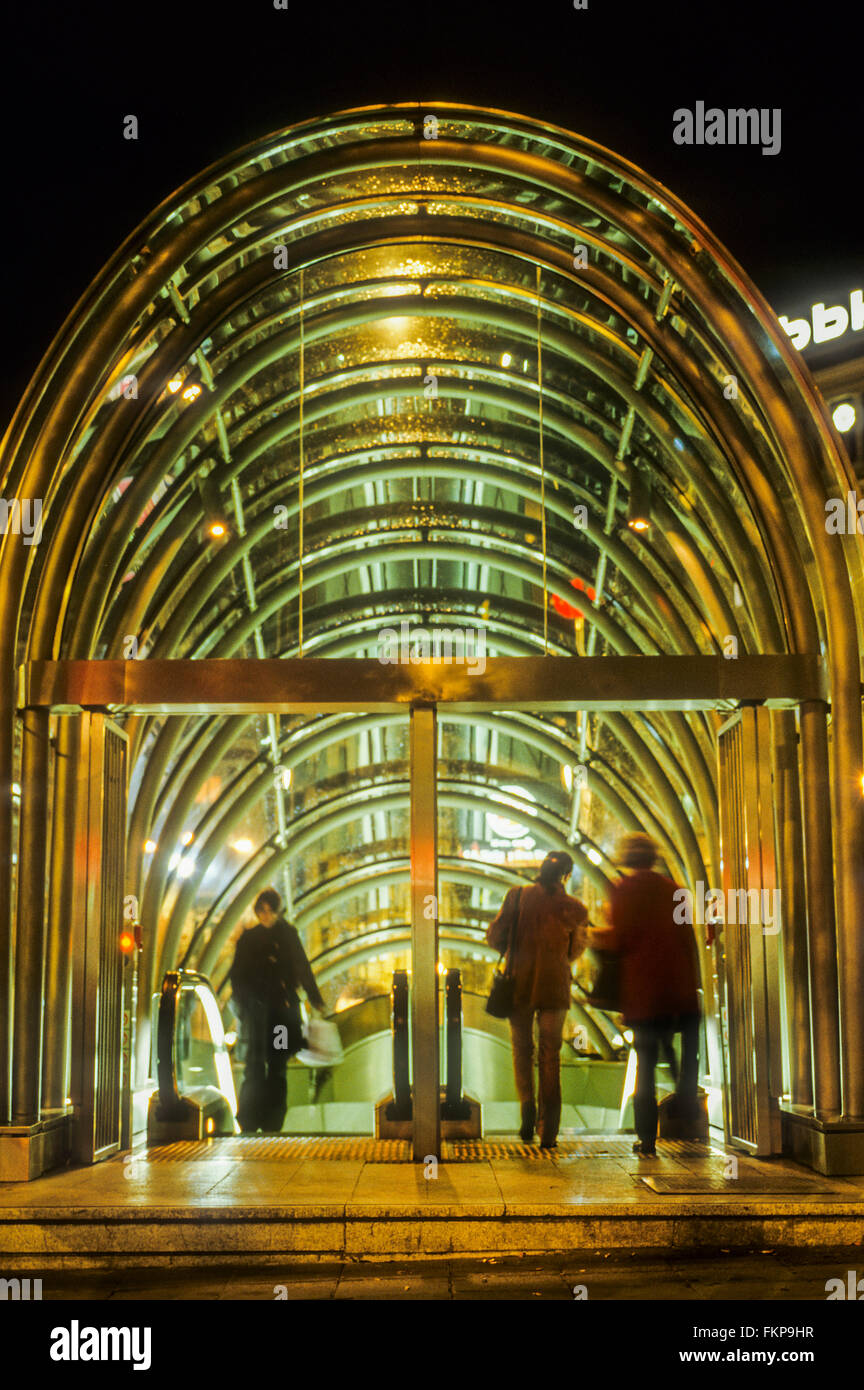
[3,1135,861,1267]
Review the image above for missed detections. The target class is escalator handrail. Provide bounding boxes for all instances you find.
[156,968,221,1116]
[391,969,411,1115]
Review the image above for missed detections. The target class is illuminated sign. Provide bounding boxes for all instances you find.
[779,289,863,351]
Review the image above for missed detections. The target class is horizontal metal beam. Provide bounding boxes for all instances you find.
[18,655,827,714]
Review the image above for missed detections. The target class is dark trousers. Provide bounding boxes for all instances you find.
[632,1013,700,1148]
[237,1001,302,1133]
[509,1006,568,1144]
[238,1057,288,1133]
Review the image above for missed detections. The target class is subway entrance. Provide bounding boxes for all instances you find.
[16,651,823,1165]
[3,105,862,1184]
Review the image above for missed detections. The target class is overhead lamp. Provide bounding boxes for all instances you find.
[182,383,202,402]
[167,377,183,394]
[143,839,157,854]
[500,352,512,368]
[833,401,856,433]
[198,474,229,541]
[626,462,652,532]
[585,847,603,865]
[232,838,254,853]
[181,831,194,846]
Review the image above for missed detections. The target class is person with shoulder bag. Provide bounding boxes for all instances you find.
[229,887,327,1133]
[588,834,701,1156]
[486,851,589,1148]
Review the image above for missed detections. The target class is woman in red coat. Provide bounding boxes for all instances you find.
[589,834,701,1155]
[487,851,588,1148]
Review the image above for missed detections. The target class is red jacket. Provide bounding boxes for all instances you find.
[486,882,588,1011]
[591,870,700,1023]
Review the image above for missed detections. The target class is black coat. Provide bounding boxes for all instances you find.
[229,918,325,1016]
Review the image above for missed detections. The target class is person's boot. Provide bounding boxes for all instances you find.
[519,1101,537,1143]
[633,1092,658,1154]
[539,1101,561,1149]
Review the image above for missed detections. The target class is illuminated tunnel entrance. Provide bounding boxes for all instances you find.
[2,103,863,1178]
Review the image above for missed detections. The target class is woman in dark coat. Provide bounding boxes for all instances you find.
[229,887,327,1133]
[589,833,701,1155]
[486,851,589,1148]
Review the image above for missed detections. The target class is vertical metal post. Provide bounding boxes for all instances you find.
[11,708,50,1124]
[799,701,842,1117]
[42,717,79,1111]
[409,704,440,1161]
[770,708,812,1107]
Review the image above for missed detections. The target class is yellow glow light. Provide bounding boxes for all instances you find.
[232,838,254,853]
[144,839,157,854]
[181,831,194,846]
[628,518,650,531]
[208,522,226,538]
[500,352,512,367]
[182,383,202,401]
[167,378,183,393]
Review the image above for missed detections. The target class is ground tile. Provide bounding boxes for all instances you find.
[334,1274,450,1300]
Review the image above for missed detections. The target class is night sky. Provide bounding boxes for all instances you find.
[2,0,860,426]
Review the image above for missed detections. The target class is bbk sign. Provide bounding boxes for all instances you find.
[779,288,863,352]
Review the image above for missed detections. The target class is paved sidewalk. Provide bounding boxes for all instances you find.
[2,1136,862,1266]
[26,1248,864,1300]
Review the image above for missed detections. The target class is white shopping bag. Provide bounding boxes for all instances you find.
[296,1014,344,1068]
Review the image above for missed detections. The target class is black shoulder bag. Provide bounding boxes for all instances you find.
[575,943,622,1012]
[485,887,524,1019]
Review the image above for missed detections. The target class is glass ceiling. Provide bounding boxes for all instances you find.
[9,102,844,1035]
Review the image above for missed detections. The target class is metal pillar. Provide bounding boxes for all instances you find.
[41,717,80,1110]
[799,701,842,1118]
[409,704,440,1161]
[771,709,812,1107]
[11,708,50,1124]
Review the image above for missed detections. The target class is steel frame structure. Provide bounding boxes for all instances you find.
[1,103,863,1164]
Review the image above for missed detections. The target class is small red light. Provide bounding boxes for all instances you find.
[552,576,597,619]
[119,930,136,955]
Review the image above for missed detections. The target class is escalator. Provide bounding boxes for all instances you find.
[147,970,239,1142]
[147,965,633,1143]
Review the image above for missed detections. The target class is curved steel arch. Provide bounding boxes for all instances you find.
[1,102,861,1132]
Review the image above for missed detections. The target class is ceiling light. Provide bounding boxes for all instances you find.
[833,402,856,433]
[232,838,254,853]
[143,839,157,854]
[626,462,652,532]
[167,378,183,394]
[182,383,202,402]
[500,352,512,367]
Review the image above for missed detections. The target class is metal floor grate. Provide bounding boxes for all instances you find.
[640,1174,847,1196]
[143,1135,719,1163]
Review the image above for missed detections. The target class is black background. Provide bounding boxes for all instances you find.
[1,0,860,425]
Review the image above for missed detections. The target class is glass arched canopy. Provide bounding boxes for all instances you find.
[2,103,862,1113]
